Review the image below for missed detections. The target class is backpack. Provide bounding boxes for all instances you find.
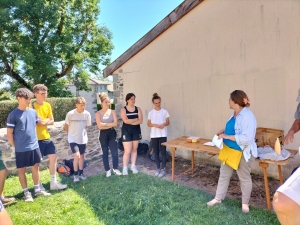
[118,138,124,151]
[57,163,71,176]
[148,146,171,162]
[63,159,88,176]
[63,159,75,175]
[137,140,150,155]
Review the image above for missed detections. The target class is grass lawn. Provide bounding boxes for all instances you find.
[4,170,280,225]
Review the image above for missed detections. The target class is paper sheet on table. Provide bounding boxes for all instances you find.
[203,142,215,146]
[212,135,223,149]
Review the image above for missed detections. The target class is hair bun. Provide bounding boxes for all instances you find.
[153,93,158,97]
[99,93,109,102]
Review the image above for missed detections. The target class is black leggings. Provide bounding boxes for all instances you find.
[151,137,167,169]
[99,128,118,171]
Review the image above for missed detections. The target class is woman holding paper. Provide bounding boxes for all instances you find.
[207,90,257,213]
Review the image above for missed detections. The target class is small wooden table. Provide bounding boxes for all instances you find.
[161,136,220,182]
[255,149,298,210]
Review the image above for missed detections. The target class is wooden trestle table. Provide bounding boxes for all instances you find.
[161,136,297,211]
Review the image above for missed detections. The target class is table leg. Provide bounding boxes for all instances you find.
[278,165,283,185]
[259,162,271,210]
[170,147,176,182]
[192,151,194,174]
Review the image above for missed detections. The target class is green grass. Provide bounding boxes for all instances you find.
[4,170,279,225]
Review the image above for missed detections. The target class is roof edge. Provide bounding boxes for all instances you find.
[103,0,204,77]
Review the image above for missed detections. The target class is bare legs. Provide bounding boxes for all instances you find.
[18,163,40,189]
[122,141,139,167]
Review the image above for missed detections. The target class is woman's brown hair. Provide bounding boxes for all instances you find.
[125,93,135,105]
[230,90,250,107]
[152,93,161,102]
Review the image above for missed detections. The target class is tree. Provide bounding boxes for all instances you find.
[0,0,113,97]
[68,69,92,96]
[0,88,10,101]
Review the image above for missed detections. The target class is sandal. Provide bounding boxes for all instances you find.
[1,197,16,204]
[242,203,250,213]
[207,198,221,206]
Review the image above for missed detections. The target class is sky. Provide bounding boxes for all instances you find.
[98,0,184,71]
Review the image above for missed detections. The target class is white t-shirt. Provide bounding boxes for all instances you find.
[65,109,91,144]
[277,167,300,206]
[148,108,170,138]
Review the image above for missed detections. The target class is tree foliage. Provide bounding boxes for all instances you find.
[68,69,92,96]
[0,0,113,97]
[0,88,10,101]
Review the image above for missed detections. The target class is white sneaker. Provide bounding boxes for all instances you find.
[79,174,87,180]
[50,182,68,190]
[122,167,128,175]
[113,169,122,176]
[39,183,46,191]
[131,165,138,174]
[158,169,166,178]
[106,170,111,177]
[34,190,51,197]
[74,175,80,182]
[155,169,160,177]
[24,192,33,202]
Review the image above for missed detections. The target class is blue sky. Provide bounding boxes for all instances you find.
[98,0,183,69]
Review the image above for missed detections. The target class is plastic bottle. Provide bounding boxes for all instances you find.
[274,138,281,155]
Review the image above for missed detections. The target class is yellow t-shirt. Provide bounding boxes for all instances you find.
[31,101,53,140]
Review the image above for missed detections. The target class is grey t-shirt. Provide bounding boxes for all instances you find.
[65,109,91,144]
[6,108,39,152]
[294,103,300,120]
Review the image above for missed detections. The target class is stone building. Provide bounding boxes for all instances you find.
[66,77,113,118]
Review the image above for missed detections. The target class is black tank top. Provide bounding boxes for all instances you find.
[123,106,139,127]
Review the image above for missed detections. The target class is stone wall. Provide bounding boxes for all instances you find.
[0,120,102,174]
[112,72,124,137]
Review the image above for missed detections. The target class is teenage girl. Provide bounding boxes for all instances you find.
[120,93,143,175]
[96,93,122,177]
[147,93,170,178]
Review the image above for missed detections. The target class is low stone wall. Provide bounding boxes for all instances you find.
[0,120,105,174]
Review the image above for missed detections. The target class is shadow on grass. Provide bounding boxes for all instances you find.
[57,172,280,225]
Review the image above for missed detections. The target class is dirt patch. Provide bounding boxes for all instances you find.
[83,150,280,210]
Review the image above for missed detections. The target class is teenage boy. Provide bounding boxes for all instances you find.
[6,88,51,202]
[32,84,67,190]
[65,97,91,182]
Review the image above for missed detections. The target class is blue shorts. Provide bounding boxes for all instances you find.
[38,139,56,157]
[15,149,42,168]
[70,143,86,155]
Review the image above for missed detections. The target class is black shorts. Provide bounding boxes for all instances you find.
[70,143,86,155]
[38,139,56,157]
[15,149,42,169]
[122,125,142,142]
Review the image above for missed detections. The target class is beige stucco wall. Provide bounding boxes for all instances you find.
[112,0,300,178]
